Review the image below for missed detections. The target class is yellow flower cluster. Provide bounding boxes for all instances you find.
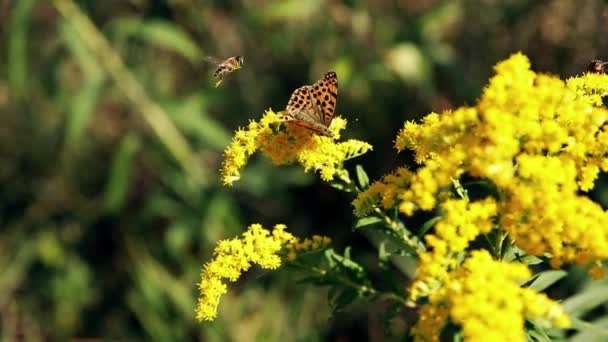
[352,167,413,217]
[195,224,295,321]
[412,251,571,342]
[221,110,372,185]
[409,199,498,301]
[350,52,608,337]
[356,52,608,269]
[285,235,332,261]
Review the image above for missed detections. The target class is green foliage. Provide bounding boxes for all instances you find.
[2,0,608,341]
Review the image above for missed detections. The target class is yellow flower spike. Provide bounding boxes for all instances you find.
[411,302,449,342]
[285,234,332,260]
[408,198,498,302]
[352,166,414,217]
[195,223,295,321]
[412,251,570,341]
[390,52,608,270]
[221,110,372,185]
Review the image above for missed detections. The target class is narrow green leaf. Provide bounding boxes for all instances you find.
[64,76,105,147]
[104,133,141,212]
[329,182,347,191]
[562,283,608,318]
[570,317,608,341]
[163,96,231,149]
[60,19,102,77]
[527,270,567,291]
[8,0,37,98]
[354,216,383,229]
[108,18,202,62]
[417,216,441,237]
[355,164,370,189]
[330,288,358,313]
[526,318,556,341]
[526,329,552,342]
[519,255,544,265]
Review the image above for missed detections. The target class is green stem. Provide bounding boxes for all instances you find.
[337,168,420,251]
[288,260,408,306]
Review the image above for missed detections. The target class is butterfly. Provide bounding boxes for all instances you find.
[280,71,338,136]
[586,59,608,74]
[204,56,244,87]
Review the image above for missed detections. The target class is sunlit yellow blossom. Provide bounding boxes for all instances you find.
[390,52,608,269]
[409,198,497,300]
[352,167,413,217]
[221,110,372,185]
[411,302,448,342]
[195,223,295,321]
[412,251,570,342]
[221,110,282,185]
[286,234,332,261]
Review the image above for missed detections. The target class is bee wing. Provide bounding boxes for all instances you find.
[202,56,222,65]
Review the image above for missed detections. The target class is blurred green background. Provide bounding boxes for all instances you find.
[2,0,608,341]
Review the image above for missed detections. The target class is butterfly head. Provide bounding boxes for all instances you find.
[323,71,337,83]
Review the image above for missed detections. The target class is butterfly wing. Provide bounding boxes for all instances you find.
[309,71,338,126]
[281,85,331,136]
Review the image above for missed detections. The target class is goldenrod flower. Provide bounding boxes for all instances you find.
[221,110,372,185]
[352,167,413,217]
[195,223,295,321]
[285,235,332,261]
[387,52,608,269]
[409,198,497,301]
[412,251,570,342]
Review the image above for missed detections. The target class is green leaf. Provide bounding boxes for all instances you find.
[60,19,107,147]
[570,317,608,341]
[354,216,383,230]
[8,0,37,98]
[519,255,544,265]
[329,288,359,313]
[64,76,105,147]
[527,270,567,292]
[563,283,608,318]
[163,96,230,149]
[108,18,202,63]
[104,133,141,212]
[329,181,348,191]
[417,216,441,237]
[60,19,103,77]
[355,164,370,189]
[526,329,552,342]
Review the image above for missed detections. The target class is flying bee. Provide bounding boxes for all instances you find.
[203,56,244,87]
[586,59,608,74]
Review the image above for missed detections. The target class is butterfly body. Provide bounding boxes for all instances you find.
[205,56,244,87]
[281,71,338,136]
